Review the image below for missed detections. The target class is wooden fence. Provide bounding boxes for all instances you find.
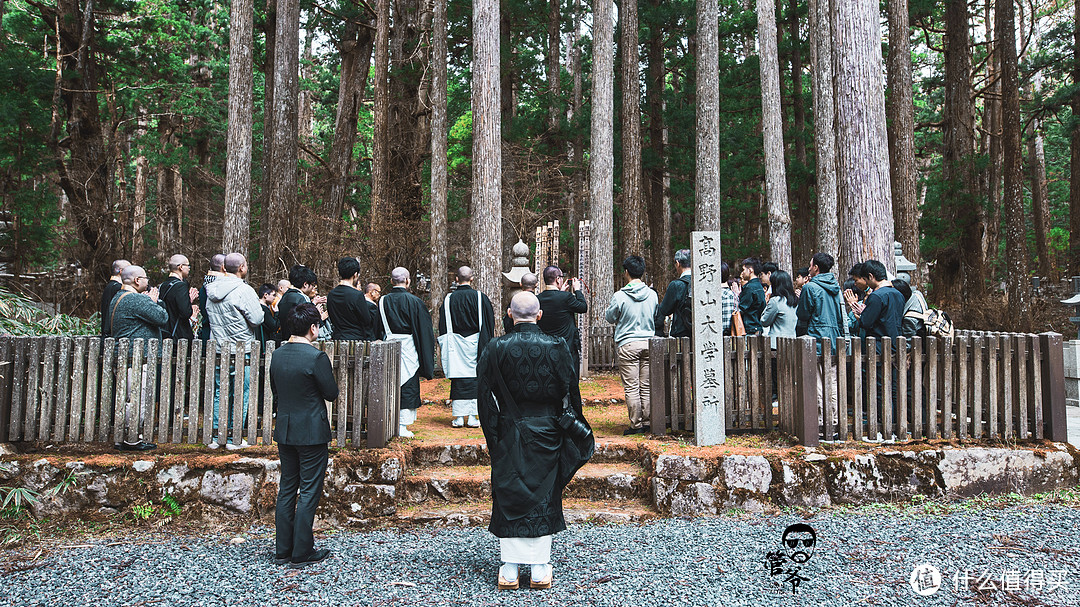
[648,333,1068,446]
[587,325,618,371]
[0,337,401,448]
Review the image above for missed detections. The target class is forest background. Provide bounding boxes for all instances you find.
[0,0,1077,333]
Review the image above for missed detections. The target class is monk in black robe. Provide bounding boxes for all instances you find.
[477,291,594,590]
[536,266,588,373]
[378,267,435,437]
[438,266,495,428]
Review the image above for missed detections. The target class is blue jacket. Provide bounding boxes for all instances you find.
[795,272,846,341]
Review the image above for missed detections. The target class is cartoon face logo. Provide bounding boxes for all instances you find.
[781,523,817,564]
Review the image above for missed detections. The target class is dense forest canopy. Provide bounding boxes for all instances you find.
[0,0,1077,332]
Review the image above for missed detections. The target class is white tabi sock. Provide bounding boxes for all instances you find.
[531,563,552,583]
[499,563,519,582]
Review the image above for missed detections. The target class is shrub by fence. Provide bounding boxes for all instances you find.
[647,333,1067,446]
[0,337,401,449]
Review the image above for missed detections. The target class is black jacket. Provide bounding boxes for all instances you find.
[739,277,767,335]
[327,284,372,340]
[536,287,587,347]
[655,274,692,337]
[270,342,338,445]
[100,280,122,337]
[158,276,195,341]
[276,289,309,342]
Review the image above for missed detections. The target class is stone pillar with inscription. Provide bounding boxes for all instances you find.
[691,231,726,445]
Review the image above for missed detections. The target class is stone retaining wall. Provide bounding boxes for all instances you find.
[1,441,1077,523]
[649,443,1080,516]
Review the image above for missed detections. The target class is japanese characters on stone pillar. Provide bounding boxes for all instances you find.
[691,231,726,445]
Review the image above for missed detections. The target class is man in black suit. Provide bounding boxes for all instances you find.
[535,266,587,373]
[271,303,339,568]
[100,259,130,337]
[362,282,384,341]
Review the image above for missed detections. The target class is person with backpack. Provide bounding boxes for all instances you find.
[654,249,693,338]
[158,254,198,341]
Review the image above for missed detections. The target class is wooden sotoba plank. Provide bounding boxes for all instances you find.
[896,337,908,441]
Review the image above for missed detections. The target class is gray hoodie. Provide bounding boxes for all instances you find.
[605,281,659,347]
[205,275,264,343]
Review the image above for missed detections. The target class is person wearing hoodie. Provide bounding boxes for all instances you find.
[605,256,659,435]
[795,252,847,431]
[205,253,264,449]
[738,258,767,335]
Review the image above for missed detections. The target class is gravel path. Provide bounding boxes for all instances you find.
[4,504,1080,607]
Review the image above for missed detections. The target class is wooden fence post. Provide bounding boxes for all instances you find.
[0,336,12,443]
[795,336,819,447]
[367,341,390,449]
[1039,333,1067,442]
[648,337,668,433]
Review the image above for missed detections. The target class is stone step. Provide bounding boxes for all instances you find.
[400,462,649,506]
[406,438,649,469]
[396,498,656,528]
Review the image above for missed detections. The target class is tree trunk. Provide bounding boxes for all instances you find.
[1072,0,1080,274]
[590,0,615,327]
[833,0,894,276]
[500,3,514,128]
[787,0,811,267]
[388,0,429,222]
[431,0,448,323]
[260,0,276,255]
[224,0,254,257]
[1028,63,1052,280]
[372,0,391,237]
[885,0,918,285]
[809,0,837,257]
[547,0,561,134]
[264,0,300,271]
[620,0,645,261]
[473,0,503,306]
[757,0,792,272]
[939,0,980,302]
[327,18,375,229]
[44,0,117,276]
[997,0,1029,328]
[646,0,668,283]
[984,2,1002,286]
[695,0,720,231]
[133,108,149,259]
[569,0,585,268]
